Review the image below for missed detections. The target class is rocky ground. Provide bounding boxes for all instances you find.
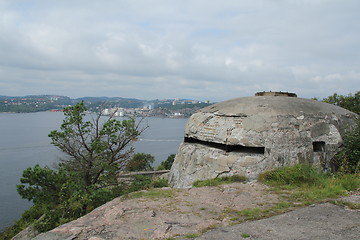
[192,202,360,240]
[15,182,359,240]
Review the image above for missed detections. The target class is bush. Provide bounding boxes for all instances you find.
[157,154,175,170]
[126,175,169,192]
[126,175,152,192]
[125,153,155,171]
[149,178,169,188]
[16,165,68,206]
[333,119,360,174]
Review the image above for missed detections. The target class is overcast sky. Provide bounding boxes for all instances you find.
[0,0,359,101]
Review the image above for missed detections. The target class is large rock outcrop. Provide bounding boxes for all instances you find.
[169,92,358,188]
[30,183,280,240]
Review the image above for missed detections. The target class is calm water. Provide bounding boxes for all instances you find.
[0,112,187,231]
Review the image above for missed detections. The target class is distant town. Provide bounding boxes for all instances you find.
[0,95,213,118]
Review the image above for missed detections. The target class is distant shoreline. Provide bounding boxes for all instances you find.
[0,111,189,119]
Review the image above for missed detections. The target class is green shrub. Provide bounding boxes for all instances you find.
[125,153,155,171]
[149,178,169,188]
[333,119,360,174]
[16,164,69,206]
[125,175,169,193]
[157,154,175,170]
[126,175,152,192]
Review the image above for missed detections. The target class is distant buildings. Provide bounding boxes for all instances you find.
[0,95,212,117]
[101,108,125,117]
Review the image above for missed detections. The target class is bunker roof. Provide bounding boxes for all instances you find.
[200,93,356,117]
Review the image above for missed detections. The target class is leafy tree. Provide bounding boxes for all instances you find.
[17,165,68,206]
[11,102,149,235]
[48,101,145,188]
[333,118,360,174]
[125,153,155,171]
[16,165,121,233]
[157,154,175,170]
[322,91,360,114]
[322,92,359,173]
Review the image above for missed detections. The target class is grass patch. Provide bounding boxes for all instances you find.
[126,188,175,199]
[258,164,328,187]
[241,233,251,238]
[226,201,294,223]
[181,224,219,239]
[192,175,247,187]
[259,164,360,204]
[330,200,360,210]
[184,233,201,238]
[235,208,263,220]
[271,201,292,210]
[224,164,360,225]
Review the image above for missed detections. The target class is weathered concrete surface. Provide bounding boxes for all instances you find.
[169,95,358,188]
[193,202,360,240]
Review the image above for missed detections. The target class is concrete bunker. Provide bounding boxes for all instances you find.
[184,137,265,154]
[169,92,358,188]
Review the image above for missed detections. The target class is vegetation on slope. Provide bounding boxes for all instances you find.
[259,165,359,202]
[0,102,158,239]
[332,118,360,174]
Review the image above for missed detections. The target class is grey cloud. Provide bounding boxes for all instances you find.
[0,0,359,101]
